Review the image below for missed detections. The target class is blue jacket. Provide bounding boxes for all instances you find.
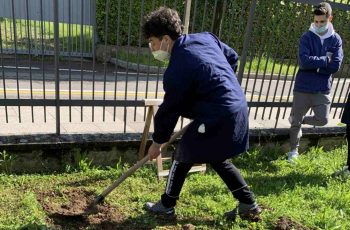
[294,30,343,94]
[152,32,248,163]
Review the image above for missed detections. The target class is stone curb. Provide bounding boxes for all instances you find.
[110,58,166,75]
[0,126,346,173]
[0,126,346,149]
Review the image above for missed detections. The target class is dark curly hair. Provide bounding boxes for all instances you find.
[314,2,332,18]
[142,7,183,40]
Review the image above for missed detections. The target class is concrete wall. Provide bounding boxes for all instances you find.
[0,127,346,173]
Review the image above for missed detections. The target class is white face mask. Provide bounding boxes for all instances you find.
[314,23,329,34]
[152,50,170,62]
[150,40,170,62]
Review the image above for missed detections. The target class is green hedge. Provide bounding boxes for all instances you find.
[96,0,350,61]
[96,0,186,48]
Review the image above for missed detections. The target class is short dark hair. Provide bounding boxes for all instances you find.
[142,7,183,40]
[314,2,332,18]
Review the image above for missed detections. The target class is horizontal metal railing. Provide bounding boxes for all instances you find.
[0,0,348,135]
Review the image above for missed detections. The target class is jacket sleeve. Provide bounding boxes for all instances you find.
[209,33,239,73]
[298,35,328,70]
[317,36,343,75]
[152,66,193,144]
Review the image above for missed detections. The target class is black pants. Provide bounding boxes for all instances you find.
[161,159,255,208]
[347,125,350,167]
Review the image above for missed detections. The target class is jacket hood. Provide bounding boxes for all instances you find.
[309,22,335,40]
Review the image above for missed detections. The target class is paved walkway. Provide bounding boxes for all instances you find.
[0,58,346,137]
[0,105,343,136]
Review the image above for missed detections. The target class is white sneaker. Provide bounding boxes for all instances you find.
[288,151,299,163]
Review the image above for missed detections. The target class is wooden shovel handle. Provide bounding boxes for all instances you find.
[98,123,190,200]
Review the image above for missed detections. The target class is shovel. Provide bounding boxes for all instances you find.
[88,123,190,209]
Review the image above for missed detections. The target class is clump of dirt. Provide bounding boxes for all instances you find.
[275,216,310,230]
[37,188,124,229]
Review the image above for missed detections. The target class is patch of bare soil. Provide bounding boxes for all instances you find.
[37,188,124,229]
[275,216,310,230]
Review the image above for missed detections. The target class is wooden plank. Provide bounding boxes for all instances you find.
[156,154,164,180]
[137,106,154,159]
[143,99,163,106]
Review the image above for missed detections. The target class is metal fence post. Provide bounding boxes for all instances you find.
[183,0,192,34]
[237,0,257,85]
[91,0,99,43]
[53,0,60,135]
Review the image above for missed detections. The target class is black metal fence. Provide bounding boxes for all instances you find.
[0,0,349,135]
[0,0,95,57]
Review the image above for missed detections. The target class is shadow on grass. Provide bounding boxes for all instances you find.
[231,144,286,173]
[188,170,327,199]
[19,223,49,230]
[61,166,157,187]
[246,171,328,196]
[62,173,123,187]
[19,213,219,230]
[117,213,218,230]
[190,144,329,198]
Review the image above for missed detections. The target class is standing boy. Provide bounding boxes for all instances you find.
[142,7,261,221]
[288,2,343,162]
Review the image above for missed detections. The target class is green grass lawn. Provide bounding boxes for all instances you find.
[115,48,299,77]
[0,144,349,229]
[0,18,93,54]
[1,18,297,76]
[244,56,298,78]
[116,48,169,68]
[1,17,299,76]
